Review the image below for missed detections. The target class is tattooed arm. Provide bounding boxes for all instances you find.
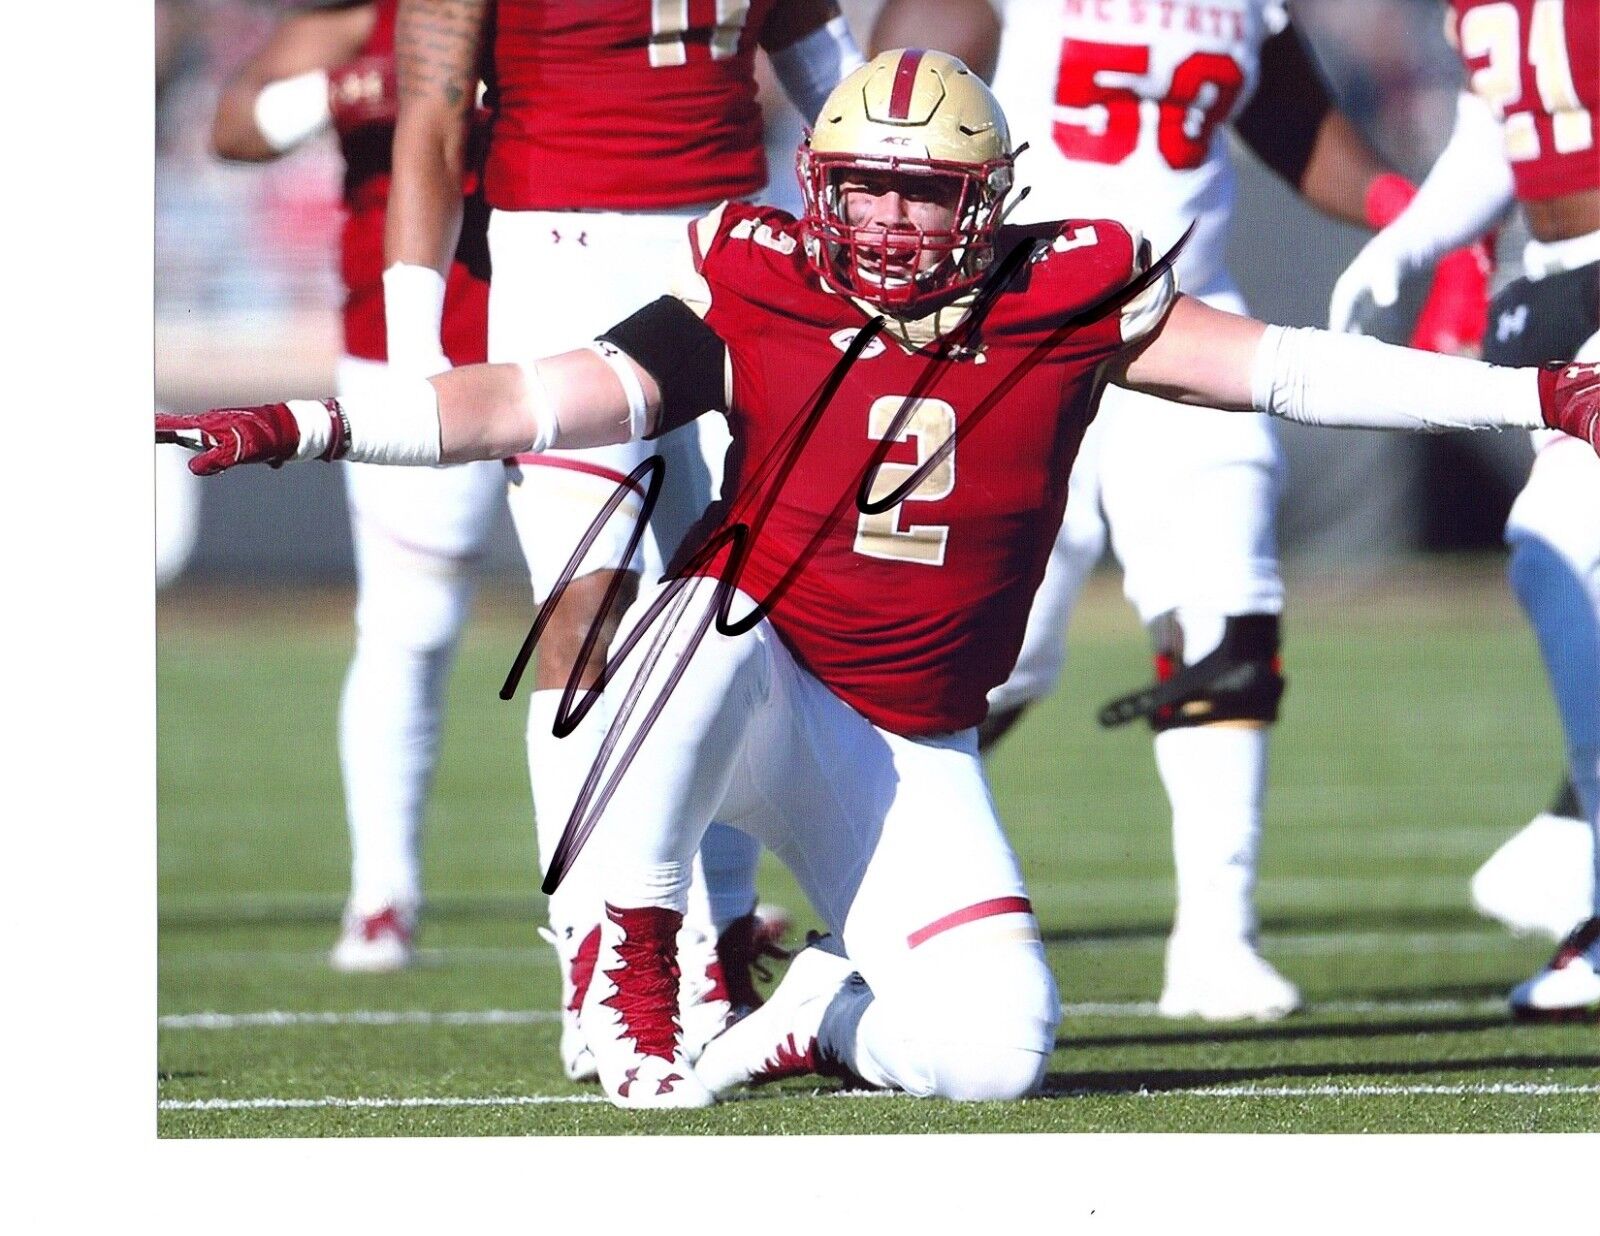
[385,0,489,370]
[386,0,487,275]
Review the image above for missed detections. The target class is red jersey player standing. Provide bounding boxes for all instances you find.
[1331,0,1600,1021]
[383,0,863,1080]
[211,0,495,973]
[164,49,1600,1106]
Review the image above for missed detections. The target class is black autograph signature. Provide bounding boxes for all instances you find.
[507,224,1191,894]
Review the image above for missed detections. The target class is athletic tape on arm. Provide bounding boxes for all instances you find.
[1251,324,1543,433]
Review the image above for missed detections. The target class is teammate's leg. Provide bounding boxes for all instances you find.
[333,355,504,971]
[1096,375,1298,1021]
[571,576,777,1108]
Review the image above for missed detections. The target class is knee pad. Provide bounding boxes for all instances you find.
[1099,611,1285,731]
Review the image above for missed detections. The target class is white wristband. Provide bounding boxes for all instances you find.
[383,263,451,376]
[332,374,443,466]
[287,399,337,461]
[1251,325,1543,433]
[253,69,332,154]
[586,341,651,440]
[770,16,865,125]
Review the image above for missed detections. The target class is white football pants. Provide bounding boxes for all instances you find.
[337,355,506,914]
[1504,238,1600,913]
[589,576,1061,1098]
[487,206,750,939]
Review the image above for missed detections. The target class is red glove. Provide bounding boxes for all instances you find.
[327,52,398,133]
[1364,172,1492,356]
[1538,361,1600,456]
[156,403,337,476]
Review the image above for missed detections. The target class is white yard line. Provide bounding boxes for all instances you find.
[159,996,1507,1031]
[158,1080,1600,1113]
[160,1009,562,1029]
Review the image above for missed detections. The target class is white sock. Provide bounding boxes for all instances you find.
[528,689,613,931]
[1155,724,1269,943]
[339,636,459,914]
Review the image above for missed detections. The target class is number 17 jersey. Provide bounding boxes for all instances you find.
[485,0,780,212]
[992,0,1286,297]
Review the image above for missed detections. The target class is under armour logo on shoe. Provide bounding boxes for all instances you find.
[1496,304,1529,342]
[618,1066,682,1097]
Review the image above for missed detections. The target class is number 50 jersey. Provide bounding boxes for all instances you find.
[638,202,1175,738]
[992,0,1287,298]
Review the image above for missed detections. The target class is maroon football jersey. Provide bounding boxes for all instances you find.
[336,0,490,364]
[1448,0,1599,201]
[664,203,1172,736]
[483,0,779,211]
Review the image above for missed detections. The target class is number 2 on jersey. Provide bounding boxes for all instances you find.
[854,397,957,567]
[1053,38,1244,169]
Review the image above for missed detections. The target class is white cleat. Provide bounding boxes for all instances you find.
[1510,916,1600,1023]
[1470,813,1594,941]
[677,924,734,1064]
[696,936,868,1096]
[1157,935,1302,1022]
[330,904,417,974]
[538,923,601,1082]
[582,904,715,1109]
[678,904,797,1062]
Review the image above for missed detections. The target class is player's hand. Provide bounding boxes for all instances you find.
[1539,361,1600,456]
[156,405,302,476]
[328,53,399,133]
[1408,240,1492,355]
[1329,235,1409,335]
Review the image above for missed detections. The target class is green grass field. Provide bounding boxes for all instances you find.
[156,561,1600,1136]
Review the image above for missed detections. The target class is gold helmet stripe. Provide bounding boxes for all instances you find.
[887,48,926,121]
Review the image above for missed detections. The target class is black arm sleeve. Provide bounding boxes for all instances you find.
[1231,23,1336,190]
[596,296,729,439]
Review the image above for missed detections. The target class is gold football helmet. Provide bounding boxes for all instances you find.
[799,48,1014,309]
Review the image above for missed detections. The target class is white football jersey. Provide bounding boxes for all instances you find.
[992,0,1289,296]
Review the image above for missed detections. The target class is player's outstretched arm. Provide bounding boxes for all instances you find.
[156,349,665,477]
[1113,295,1600,453]
[211,4,376,162]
